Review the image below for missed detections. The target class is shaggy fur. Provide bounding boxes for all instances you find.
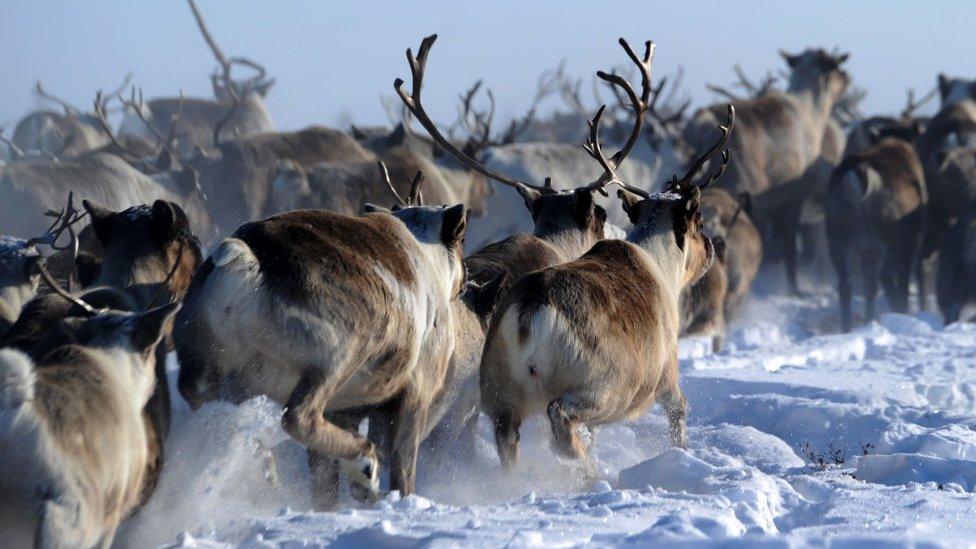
[0,304,179,548]
[825,138,927,331]
[480,189,713,472]
[176,205,467,508]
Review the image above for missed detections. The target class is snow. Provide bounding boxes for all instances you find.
[117,282,976,547]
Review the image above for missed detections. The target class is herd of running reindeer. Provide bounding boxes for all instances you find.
[1,2,975,547]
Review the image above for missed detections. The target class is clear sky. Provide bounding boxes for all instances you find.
[1,1,972,132]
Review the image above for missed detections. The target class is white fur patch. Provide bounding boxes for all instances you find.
[213,238,257,269]
[0,349,35,409]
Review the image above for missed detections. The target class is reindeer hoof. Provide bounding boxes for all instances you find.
[341,447,380,503]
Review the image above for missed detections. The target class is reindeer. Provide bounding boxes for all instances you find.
[0,238,41,338]
[264,145,490,222]
[9,76,131,159]
[175,152,469,509]
[187,125,376,232]
[681,188,762,351]
[0,152,213,244]
[119,0,275,155]
[1,197,202,509]
[0,299,179,548]
[685,49,849,295]
[936,205,976,323]
[825,137,927,331]
[480,99,732,473]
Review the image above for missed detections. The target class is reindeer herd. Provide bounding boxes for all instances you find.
[0,2,974,547]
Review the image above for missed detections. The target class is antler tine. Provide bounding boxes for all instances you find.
[377,161,407,206]
[186,0,239,102]
[120,86,186,166]
[92,90,141,162]
[407,171,425,206]
[902,86,938,120]
[394,34,550,199]
[596,38,654,170]
[26,192,86,252]
[34,81,81,116]
[670,104,735,192]
[0,128,24,160]
[104,72,134,101]
[581,105,648,198]
[228,56,268,84]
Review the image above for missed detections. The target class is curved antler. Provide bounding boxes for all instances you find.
[667,104,735,193]
[377,161,425,207]
[394,35,550,206]
[35,81,81,116]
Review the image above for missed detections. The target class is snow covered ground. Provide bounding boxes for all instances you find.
[117,282,976,548]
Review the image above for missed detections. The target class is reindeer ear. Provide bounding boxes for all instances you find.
[938,73,951,99]
[83,199,115,245]
[440,204,468,248]
[572,189,595,227]
[151,200,182,242]
[464,271,509,322]
[617,189,643,224]
[779,49,801,69]
[131,302,181,353]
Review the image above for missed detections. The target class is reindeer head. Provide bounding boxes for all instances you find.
[84,199,202,308]
[62,303,181,404]
[618,105,734,287]
[394,35,654,255]
[938,74,976,109]
[780,48,850,105]
[365,163,469,298]
[0,237,41,322]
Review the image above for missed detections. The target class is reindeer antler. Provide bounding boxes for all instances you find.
[119,87,184,165]
[666,104,735,193]
[25,192,99,313]
[377,161,424,207]
[395,35,551,205]
[902,86,938,120]
[34,81,82,116]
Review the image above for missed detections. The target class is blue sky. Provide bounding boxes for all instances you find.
[2,1,971,131]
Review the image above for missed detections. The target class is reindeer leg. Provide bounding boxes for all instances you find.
[656,365,688,449]
[547,397,591,462]
[282,369,380,505]
[493,409,521,471]
[37,498,88,549]
[389,397,430,497]
[307,410,366,511]
[861,250,881,323]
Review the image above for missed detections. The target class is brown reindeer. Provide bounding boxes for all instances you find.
[685,48,849,294]
[480,104,733,473]
[681,188,762,351]
[0,301,179,548]
[825,138,927,331]
[175,160,469,507]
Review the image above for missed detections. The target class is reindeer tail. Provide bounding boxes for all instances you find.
[0,348,35,409]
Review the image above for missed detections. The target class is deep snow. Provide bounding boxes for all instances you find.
[117,283,976,548]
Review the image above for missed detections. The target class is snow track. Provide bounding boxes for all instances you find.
[120,294,976,547]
